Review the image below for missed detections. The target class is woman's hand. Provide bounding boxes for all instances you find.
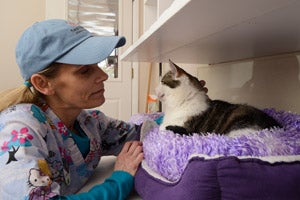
[114,141,144,176]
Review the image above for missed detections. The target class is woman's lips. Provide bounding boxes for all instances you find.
[91,88,105,97]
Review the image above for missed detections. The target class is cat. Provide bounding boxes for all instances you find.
[155,60,282,136]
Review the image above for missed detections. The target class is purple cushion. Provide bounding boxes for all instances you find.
[130,109,300,200]
[136,157,300,200]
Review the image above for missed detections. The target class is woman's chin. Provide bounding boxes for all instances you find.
[84,98,105,109]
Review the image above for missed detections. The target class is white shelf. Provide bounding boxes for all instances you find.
[121,0,300,64]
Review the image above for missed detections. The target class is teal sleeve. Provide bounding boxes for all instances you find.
[51,171,134,200]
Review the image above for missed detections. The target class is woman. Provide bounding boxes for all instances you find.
[0,19,143,199]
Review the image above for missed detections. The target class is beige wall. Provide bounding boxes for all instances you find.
[0,1,45,91]
[138,62,160,113]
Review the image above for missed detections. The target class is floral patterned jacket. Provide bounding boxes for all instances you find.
[0,103,139,199]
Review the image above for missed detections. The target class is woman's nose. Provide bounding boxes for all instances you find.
[95,67,108,83]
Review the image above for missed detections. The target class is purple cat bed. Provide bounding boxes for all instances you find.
[129,109,300,200]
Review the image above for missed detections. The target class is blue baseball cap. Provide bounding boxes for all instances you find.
[15,19,126,81]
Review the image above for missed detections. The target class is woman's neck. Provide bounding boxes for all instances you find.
[50,105,81,132]
[45,97,82,131]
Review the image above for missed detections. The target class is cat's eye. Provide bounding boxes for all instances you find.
[161,80,166,85]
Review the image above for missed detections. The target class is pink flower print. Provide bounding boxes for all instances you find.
[57,122,68,136]
[85,139,101,163]
[90,139,101,152]
[1,141,9,151]
[89,110,100,120]
[91,111,98,118]
[59,147,73,165]
[11,127,33,144]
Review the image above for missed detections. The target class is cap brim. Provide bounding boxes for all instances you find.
[56,36,126,65]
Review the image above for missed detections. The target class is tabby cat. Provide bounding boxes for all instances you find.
[155,60,281,136]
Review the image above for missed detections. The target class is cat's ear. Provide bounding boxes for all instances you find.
[169,59,182,77]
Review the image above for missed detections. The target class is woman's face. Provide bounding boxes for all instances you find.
[47,63,109,109]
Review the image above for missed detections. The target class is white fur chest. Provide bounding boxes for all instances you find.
[160,92,209,130]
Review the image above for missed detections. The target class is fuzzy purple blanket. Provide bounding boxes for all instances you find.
[129,109,300,182]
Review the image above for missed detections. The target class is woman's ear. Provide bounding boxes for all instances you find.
[30,74,54,95]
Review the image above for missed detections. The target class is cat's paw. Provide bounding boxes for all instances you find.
[140,120,157,141]
[166,125,189,135]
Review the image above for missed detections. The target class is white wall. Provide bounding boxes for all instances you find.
[153,53,300,114]
[0,1,45,91]
[197,53,300,113]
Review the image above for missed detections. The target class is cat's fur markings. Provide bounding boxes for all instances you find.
[156,60,281,136]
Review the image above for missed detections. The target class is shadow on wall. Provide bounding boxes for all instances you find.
[198,54,300,113]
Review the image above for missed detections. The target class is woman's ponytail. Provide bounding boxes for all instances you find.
[0,83,38,112]
[0,63,60,112]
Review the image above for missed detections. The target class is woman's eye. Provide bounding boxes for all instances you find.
[81,69,89,74]
[79,66,90,74]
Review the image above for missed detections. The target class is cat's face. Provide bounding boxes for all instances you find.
[156,60,205,105]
